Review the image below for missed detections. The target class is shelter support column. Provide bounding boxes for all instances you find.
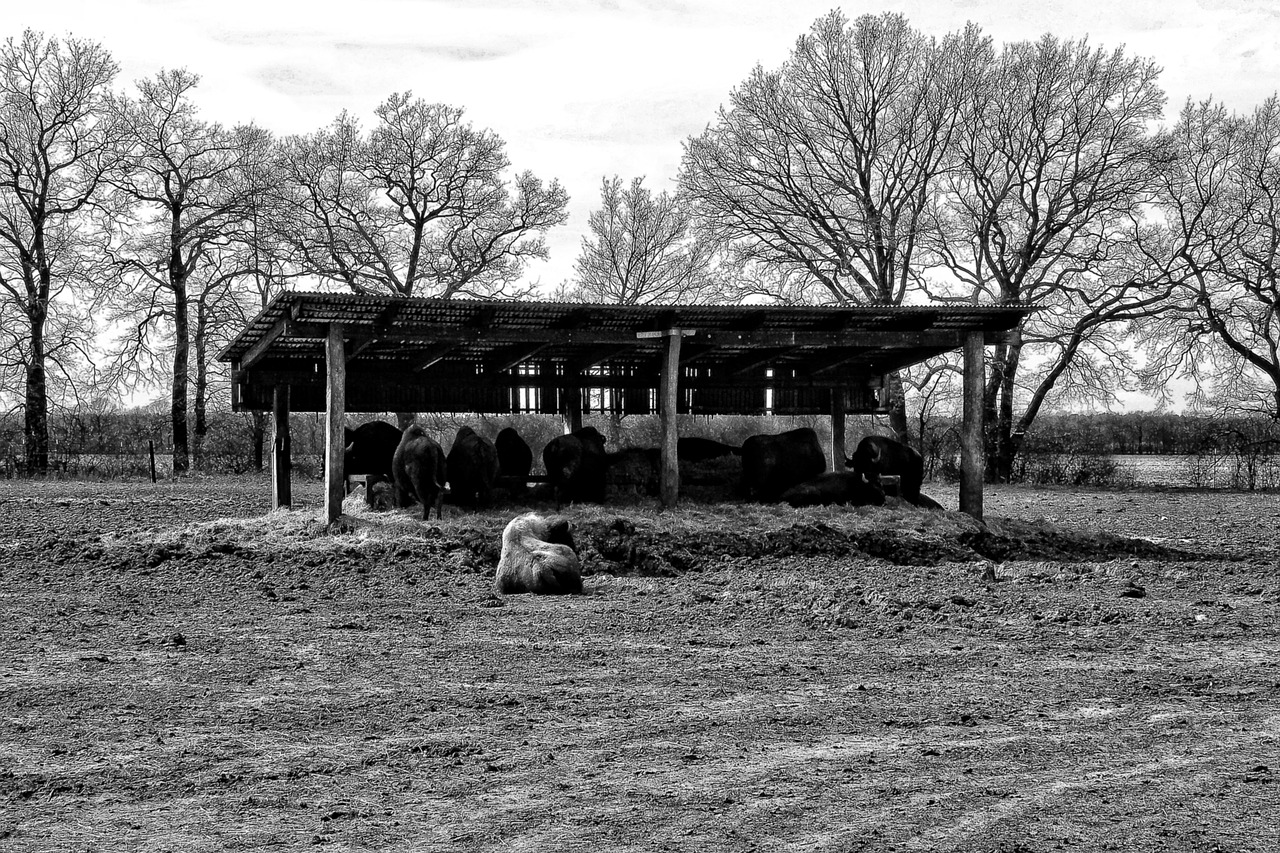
[830,389,846,471]
[659,330,683,508]
[566,383,583,433]
[960,331,985,520]
[271,384,291,510]
[324,323,346,524]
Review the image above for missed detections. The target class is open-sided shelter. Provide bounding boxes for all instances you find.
[218,293,1031,521]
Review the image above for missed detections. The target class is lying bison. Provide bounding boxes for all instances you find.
[343,420,402,506]
[779,471,885,508]
[447,426,500,509]
[543,426,609,506]
[494,512,583,595]
[741,427,826,501]
[392,424,448,520]
[847,435,943,510]
[495,426,533,488]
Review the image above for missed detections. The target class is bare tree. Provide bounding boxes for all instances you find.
[101,68,271,474]
[565,175,720,304]
[0,30,122,474]
[1136,96,1280,417]
[275,93,568,298]
[928,34,1170,479]
[679,11,989,437]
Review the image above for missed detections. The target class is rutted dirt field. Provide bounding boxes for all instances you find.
[1,477,1278,852]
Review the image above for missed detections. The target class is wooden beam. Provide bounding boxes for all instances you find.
[960,331,985,520]
[346,335,376,362]
[486,342,552,374]
[324,323,347,525]
[240,317,288,368]
[238,366,893,392]
[412,342,459,372]
[678,343,719,365]
[271,385,292,509]
[264,323,973,350]
[571,344,638,371]
[729,347,796,378]
[806,348,872,376]
[659,330,683,508]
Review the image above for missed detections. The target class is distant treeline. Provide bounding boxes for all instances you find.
[1001,412,1279,456]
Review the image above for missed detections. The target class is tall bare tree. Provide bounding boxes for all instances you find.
[1135,96,1280,417]
[928,34,1169,479]
[679,11,989,437]
[275,93,568,298]
[565,175,719,304]
[0,30,121,474]
[102,68,272,474]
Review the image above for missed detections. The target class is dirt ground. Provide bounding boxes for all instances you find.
[1,477,1278,852]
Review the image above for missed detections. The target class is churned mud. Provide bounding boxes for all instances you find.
[1,478,1277,851]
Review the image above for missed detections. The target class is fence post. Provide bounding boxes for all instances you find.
[149,440,157,484]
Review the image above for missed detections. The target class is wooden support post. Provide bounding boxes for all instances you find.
[659,330,682,509]
[566,383,583,434]
[830,389,847,472]
[324,324,346,525]
[271,384,292,510]
[960,331,985,520]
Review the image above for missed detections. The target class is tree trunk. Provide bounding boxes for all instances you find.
[885,370,911,445]
[993,338,1023,482]
[171,277,190,475]
[24,299,49,475]
[981,342,1006,481]
[193,300,208,470]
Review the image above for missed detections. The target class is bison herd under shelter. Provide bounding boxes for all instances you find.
[218,293,1030,522]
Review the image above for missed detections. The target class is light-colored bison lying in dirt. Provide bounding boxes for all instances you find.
[494,513,583,595]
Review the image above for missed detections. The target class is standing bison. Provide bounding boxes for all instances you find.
[495,427,533,488]
[779,471,885,508]
[847,435,942,509]
[741,427,826,501]
[542,426,608,506]
[447,426,500,509]
[343,420,402,506]
[494,512,582,595]
[392,424,447,520]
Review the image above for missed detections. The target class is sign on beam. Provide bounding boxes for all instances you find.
[636,329,697,339]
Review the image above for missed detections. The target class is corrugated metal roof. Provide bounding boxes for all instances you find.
[219,291,1029,362]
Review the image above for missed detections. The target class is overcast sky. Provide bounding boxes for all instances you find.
[15,0,1280,292]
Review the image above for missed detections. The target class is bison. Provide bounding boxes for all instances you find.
[446,426,501,509]
[542,426,609,506]
[677,436,741,462]
[847,435,927,507]
[343,420,402,506]
[741,427,826,501]
[494,512,583,595]
[495,426,533,488]
[392,424,448,521]
[779,471,886,508]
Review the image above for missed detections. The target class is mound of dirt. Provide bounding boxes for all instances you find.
[562,509,1192,576]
